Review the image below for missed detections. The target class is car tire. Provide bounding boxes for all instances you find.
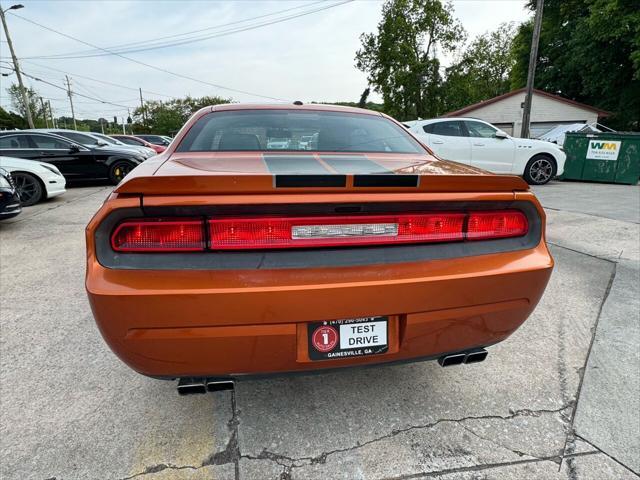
[108,160,135,185]
[523,154,557,185]
[11,171,44,206]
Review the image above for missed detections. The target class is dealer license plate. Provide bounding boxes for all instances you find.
[307,316,388,361]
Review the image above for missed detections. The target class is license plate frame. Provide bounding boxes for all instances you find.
[307,316,389,361]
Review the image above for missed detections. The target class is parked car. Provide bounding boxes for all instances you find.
[30,129,155,159]
[0,131,144,184]
[110,135,166,154]
[0,168,21,220]
[0,156,66,206]
[405,118,566,185]
[90,133,157,158]
[85,103,553,394]
[135,134,171,147]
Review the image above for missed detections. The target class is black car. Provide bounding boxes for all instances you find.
[0,168,22,220]
[0,131,145,184]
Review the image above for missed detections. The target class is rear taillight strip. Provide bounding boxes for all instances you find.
[110,210,528,252]
[111,219,205,252]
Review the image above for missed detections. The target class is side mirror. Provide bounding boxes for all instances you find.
[494,131,508,139]
[96,140,108,146]
[69,144,80,153]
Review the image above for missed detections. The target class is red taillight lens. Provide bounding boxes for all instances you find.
[208,213,466,250]
[467,210,528,240]
[110,210,529,252]
[111,219,205,252]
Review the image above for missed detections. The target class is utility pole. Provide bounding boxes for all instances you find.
[47,100,56,128]
[121,117,126,134]
[520,0,544,139]
[0,4,35,128]
[139,87,147,127]
[65,75,77,130]
[39,96,49,127]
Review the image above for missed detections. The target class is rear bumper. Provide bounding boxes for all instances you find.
[87,243,553,377]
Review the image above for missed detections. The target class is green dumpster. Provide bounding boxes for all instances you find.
[561,132,640,185]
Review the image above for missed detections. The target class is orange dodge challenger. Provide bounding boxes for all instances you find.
[86,103,553,394]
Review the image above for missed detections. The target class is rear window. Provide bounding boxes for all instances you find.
[176,110,424,154]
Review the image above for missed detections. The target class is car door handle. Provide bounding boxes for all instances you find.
[432,139,444,144]
[40,152,56,156]
[473,143,485,146]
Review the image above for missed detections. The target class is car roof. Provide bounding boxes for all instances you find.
[209,103,383,116]
[407,117,489,125]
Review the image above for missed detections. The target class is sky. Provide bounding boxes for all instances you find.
[0,0,530,121]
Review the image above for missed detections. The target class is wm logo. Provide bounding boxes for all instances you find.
[590,142,618,150]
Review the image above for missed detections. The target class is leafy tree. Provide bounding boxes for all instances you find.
[6,84,48,127]
[442,23,517,113]
[355,0,465,120]
[0,106,27,130]
[133,95,232,135]
[510,0,640,130]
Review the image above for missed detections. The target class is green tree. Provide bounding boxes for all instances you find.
[355,0,465,120]
[510,0,640,130]
[6,84,48,127]
[442,23,517,113]
[0,106,27,130]
[133,95,232,135]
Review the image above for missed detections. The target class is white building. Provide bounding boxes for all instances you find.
[442,88,610,138]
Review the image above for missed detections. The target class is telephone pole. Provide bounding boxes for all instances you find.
[47,100,56,128]
[139,87,147,126]
[520,0,544,139]
[65,75,77,130]
[39,96,49,127]
[0,3,35,128]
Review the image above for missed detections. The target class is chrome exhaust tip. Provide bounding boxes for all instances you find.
[438,353,466,367]
[464,349,488,364]
[177,377,206,395]
[206,379,234,392]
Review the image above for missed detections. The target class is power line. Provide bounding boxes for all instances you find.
[32,1,327,59]
[0,64,134,109]
[7,12,291,101]
[25,1,351,59]
[19,60,175,99]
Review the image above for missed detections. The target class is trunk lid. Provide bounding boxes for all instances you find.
[114,152,529,195]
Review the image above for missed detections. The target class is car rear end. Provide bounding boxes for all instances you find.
[85,105,553,385]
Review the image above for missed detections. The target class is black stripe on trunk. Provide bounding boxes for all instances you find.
[353,175,420,187]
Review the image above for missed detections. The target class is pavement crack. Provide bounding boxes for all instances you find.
[458,423,560,464]
[559,263,618,469]
[380,451,600,480]
[243,404,573,471]
[547,241,622,263]
[118,463,199,480]
[573,433,640,476]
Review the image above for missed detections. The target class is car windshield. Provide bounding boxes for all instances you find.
[95,134,120,145]
[176,110,424,154]
[55,131,96,146]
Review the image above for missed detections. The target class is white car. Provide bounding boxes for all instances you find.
[405,117,566,185]
[0,156,66,206]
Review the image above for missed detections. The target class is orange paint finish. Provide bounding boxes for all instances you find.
[85,104,553,379]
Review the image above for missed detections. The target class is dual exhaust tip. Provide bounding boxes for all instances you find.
[178,348,488,393]
[438,348,488,367]
[177,377,234,396]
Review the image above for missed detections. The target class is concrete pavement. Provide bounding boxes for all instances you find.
[0,181,638,479]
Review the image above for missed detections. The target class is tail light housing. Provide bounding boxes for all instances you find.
[110,210,528,252]
[111,219,205,252]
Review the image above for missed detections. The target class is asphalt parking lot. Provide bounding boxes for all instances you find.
[1,181,638,480]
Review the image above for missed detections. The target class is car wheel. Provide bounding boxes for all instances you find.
[12,172,44,206]
[523,155,556,185]
[109,161,135,185]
